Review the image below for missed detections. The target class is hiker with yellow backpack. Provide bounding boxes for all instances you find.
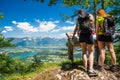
[96,9,117,72]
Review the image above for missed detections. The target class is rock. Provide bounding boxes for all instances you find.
[33,66,120,80]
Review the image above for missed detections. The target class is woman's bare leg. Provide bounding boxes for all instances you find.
[87,44,94,70]
[98,41,105,66]
[80,42,87,69]
[106,42,116,65]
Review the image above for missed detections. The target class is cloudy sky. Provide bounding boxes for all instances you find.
[0,0,81,38]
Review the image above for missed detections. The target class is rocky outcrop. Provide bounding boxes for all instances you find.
[33,65,120,80]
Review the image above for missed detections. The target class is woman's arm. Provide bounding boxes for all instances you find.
[73,24,78,37]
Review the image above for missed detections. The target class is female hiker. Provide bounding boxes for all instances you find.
[96,9,117,72]
[73,9,97,76]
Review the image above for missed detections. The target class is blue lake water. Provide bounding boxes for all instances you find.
[8,52,37,59]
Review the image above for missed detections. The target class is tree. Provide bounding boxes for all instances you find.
[114,37,120,65]
[0,31,15,47]
[27,0,120,23]
[0,13,4,19]
[23,0,120,22]
[0,13,15,47]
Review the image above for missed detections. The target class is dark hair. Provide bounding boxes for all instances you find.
[78,9,83,14]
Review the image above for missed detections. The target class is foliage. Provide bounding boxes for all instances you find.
[27,0,120,23]
[104,36,120,66]
[0,54,25,74]
[0,13,4,19]
[60,59,83,70]
[104,50,112,65]
[0,51,82,80]
[0,53,60,80]
[0,8,14,48]
[114,37,120,65]
[115,51,120,65]
[0,31,15,47]
[0,53,43,79]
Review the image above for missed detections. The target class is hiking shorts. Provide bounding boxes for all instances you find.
[98,35,113,42]
[79,33,94,44]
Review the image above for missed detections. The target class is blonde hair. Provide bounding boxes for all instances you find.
[97,9,110,17]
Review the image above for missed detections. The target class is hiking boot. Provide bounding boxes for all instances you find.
[95,65,104,71]
[84,68,88,72]
[88,69,98,77]
[110,65,118,72]
[104,65,110,70]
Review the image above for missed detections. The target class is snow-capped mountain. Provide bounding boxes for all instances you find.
[11,37,67,47]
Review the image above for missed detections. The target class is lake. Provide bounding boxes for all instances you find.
[8,52,37,59]
[0,46,82,63]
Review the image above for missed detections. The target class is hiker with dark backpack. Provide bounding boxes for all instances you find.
[96,9,117,72]
[73,9,97,76]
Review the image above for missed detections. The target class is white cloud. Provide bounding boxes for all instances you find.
[16,22,39,33]
[54,20,59,23]
[65,21,74,24]
[12,21,17,24]
[51,29,60,32]
[39,21,57,32]
[35,19,59,24]
[1,30,7,33]
[4,26,13,31]
[61,26,75,31]
[35,19,40,23]
[51,25,75,33]
[12,20,58,33]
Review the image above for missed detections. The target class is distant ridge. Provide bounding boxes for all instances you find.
[10,37,67,47]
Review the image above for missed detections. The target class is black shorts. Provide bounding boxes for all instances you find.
[79,33,94,44]
[98,35,113,42]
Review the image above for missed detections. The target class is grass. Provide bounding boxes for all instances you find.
[2,63,59,80]
[1,59,83,80]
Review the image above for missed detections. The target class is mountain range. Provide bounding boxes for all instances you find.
[11,37,67,47]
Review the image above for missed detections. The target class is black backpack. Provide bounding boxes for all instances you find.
[102,16,115,36]
[78,12,92,33]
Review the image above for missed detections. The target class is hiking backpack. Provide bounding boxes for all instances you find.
[78,12,92,33]
[102,16,115,36]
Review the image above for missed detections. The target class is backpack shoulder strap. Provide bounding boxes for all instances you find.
[84,12,89,17]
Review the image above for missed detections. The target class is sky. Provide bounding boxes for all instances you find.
[0,0,81,38]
